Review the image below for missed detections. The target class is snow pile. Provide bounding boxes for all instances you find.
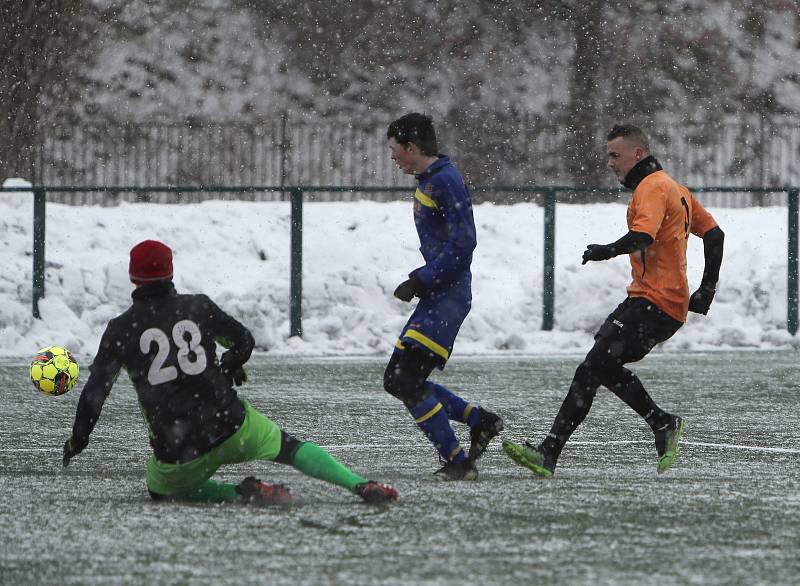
[1,179,795,359]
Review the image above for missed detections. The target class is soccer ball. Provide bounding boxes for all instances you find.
[30,346,80,396]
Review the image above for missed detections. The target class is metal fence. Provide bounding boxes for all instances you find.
[30,115,800,208]
[3,185,798,337]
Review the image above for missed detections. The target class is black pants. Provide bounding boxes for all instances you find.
[544,297,683,457]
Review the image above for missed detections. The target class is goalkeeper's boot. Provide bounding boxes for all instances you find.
[355,481,399,504]
[433,459,478,481]
[502,440,556,478]
[236,476,293,505]
[468,410,505,461]
[655,416,685,473]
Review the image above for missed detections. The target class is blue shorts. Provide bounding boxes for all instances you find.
[394,284,471,367]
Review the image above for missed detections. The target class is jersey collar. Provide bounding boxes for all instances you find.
[416,155,450,180]
[622,155,663,190]
[132,280,177,300]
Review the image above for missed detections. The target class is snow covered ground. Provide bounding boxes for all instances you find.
[3,352,798,585]
[1,178,795,360]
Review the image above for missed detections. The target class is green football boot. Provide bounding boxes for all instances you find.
[655,416,685,473]
[502,440,555,478]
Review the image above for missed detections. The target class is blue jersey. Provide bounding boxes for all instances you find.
[394,155,476,365]
[411,155,477,292]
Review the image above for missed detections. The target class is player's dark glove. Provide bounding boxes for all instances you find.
[582,244,615,264]
[220,352,248,386]
[223,365,247,386]
[393,275,425,302]
[688,284,716,315]
[63,435,88,467]
[221,362,247,386]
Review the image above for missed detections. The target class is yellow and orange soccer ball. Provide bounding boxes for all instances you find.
[29,346,80,396]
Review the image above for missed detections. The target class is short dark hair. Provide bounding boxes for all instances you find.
[387,113,438,156]
[607,124,650,151]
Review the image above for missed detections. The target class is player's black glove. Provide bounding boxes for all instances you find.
[220,352,248,386]
[223,365,247,386]
[63,435,88,467]
[393,275,425,302]
[582,244,615,264]
[688,284,716,315]
[221,363,247,386]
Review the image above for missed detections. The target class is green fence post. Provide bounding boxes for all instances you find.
[290,188,303,337]
[542,188,556,331]
[32,187,46,319]
[788,188,799,335]
[280,112,289,195]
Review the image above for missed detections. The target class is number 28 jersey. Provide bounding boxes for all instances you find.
[626,169,718,323]
[71,281,254,464]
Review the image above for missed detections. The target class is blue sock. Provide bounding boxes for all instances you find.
[408,394,467,463]
[425,381,481,427]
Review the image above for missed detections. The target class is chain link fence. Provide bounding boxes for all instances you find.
[31,114,800,207]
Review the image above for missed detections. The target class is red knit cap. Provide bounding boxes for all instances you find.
[129,240,173,284]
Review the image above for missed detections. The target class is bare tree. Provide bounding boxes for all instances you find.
[6,0,797,192]
[564,1,607,196]
[0,1,86,180]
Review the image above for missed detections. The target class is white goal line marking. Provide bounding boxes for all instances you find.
[4,440,799,455]
[551,440,800,455]
[322,440,800,455]
[683,440,800,455]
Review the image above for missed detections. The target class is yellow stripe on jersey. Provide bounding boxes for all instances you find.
[414,401,443,423]
[404,329,450,360]
[394,339,406,351]
[463,404,474,422]
[414,188,438,209]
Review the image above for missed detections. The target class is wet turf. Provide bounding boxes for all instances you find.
[1,351,798,585]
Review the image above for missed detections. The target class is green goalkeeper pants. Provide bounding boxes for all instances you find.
[147,401,367,502]
[146,401,281,496]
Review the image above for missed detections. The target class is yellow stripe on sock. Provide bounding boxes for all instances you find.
[414,188,438,209]
[394,339,406,351]
[414,402,443,423]
[404,329,450,360]
[448,446,464,461]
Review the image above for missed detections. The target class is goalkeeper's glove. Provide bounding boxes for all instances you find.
[223,365,247,386]
[63,435,89,467]
[220,352,247,386]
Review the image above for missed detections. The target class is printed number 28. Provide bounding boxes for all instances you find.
[139,320,207,385]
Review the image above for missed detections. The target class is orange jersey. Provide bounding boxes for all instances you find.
[626,170,718,322]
